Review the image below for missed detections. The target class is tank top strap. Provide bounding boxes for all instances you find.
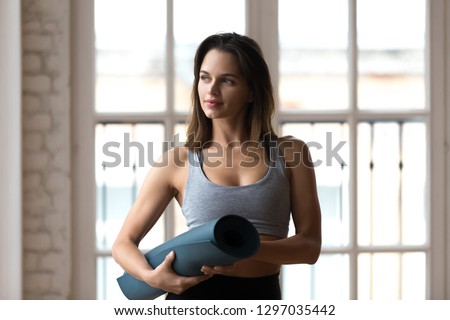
[187,148,202,169]
[267,137,283,168]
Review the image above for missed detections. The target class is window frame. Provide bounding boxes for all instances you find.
[427,0,449,299]
[71,0,449,299]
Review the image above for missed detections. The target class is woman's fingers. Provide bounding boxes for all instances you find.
[151,251,212,294]
[201,262,239,276]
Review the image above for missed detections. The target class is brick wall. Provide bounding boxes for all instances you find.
[22,0,71,299]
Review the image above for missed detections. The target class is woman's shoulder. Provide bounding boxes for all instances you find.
[162,146,190,168]
[276,135,311,169]
[276,135,308,152]
[148,147,189,192]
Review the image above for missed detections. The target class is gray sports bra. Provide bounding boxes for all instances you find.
[181,142,291,238]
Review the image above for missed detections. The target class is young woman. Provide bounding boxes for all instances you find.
[112,32,322,300]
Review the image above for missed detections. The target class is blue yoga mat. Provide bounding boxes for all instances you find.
[117,214,260,300]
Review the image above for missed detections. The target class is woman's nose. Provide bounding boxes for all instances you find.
[208,79,219,95]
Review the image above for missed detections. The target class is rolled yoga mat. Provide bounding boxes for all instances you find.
[117,214,260,300]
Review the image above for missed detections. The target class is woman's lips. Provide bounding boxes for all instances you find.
[205,99,222,108]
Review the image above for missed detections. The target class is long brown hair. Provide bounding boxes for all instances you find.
[185,32,277,150]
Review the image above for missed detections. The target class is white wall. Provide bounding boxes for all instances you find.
[0,0,22,299]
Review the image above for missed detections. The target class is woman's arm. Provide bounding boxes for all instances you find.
[252,137,322,265]
[112,148,211,294]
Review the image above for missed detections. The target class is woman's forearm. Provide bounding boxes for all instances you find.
[112,240,154,282]
[251,233,321,265]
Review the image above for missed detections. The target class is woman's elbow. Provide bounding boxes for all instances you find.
[111,238,127,263]
[306,239,322,265]
[290,238,321,264]
[111,241,120,262]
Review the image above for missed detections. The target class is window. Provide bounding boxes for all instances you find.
[93,0,245,299]
[278,0,428,299]
[72,0,447,300]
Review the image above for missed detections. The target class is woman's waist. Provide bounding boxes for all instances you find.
[228,259,280,278]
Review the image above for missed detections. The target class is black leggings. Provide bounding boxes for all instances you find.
[165,273,281,300]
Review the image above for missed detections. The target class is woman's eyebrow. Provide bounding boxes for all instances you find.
[199,70,239,78]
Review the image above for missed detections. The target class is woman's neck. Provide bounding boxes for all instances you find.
[209,119,250,147]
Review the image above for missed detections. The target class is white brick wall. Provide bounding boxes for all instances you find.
[22,0,71,299]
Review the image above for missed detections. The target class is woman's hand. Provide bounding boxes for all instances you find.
[200,262,240,276]
[143,251,213,295]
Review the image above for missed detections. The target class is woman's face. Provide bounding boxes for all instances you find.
[197,49,252,122]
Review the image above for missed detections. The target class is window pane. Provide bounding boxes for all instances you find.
[173,0,245,112]
[358,252,426,299]
[282,123,350,247]
[357,0,426,110]
[401,123,427,244]
[97,257,127,300]
[95,123,165,251]
[97,256,169,300]
[401,252,427,299]
[279,0,348,110]
[282,254,349,299]
[95,0,166,112]
[174,123,187,144]
[357,122,426,246]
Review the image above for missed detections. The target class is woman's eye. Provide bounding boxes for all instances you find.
[200,75,210,81]
[223,79,234,84]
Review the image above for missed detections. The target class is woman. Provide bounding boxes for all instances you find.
[112,32,321,300]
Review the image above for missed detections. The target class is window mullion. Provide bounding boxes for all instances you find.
[165,0,175,148]
[72,0,97,299]
[166,0,174,119]
[427,0,448,299]
[446,0,450,300]
[246,0,279,130]
[164,0,177,241]
[278,111,351,123]
[348,0,359,300]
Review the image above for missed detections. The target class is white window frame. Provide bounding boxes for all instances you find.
[428,0,450,299]
[71,0,449,299]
